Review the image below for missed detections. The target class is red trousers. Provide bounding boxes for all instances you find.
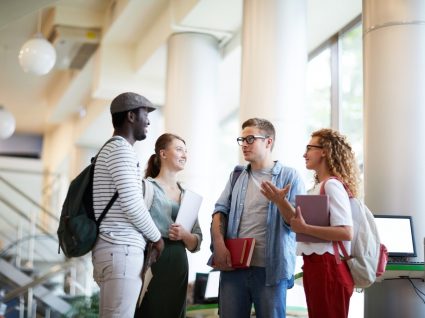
[302,253,354,318]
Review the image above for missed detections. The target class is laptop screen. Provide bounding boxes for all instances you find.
[374,215,416,257]
[204,271,220,300]
[193,271,219,304]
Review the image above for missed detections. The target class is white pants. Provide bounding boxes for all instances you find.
[92,239,144,318]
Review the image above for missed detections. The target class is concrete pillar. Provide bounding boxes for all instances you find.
[363,0,425,316]
[239,0,307,169]
[164,32,220,186]
[164,32,221,278]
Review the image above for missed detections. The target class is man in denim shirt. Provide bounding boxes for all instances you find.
[211,118,305,318]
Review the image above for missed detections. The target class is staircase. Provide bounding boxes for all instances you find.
[0,259,72,315]
[0,157,98,317]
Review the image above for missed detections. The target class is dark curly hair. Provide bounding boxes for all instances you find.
[311,128,360,197]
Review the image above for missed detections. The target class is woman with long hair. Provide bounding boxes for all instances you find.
[261,128,360,318]
[135,133,203,318]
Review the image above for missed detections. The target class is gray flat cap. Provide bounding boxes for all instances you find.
[110,92,156,114]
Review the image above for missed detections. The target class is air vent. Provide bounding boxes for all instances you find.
[48,25,101,70]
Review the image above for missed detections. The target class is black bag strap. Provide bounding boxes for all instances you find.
[209,165,245,254]
[96,191,119,226]
[91,136,122,164]
[93,136,122,226]
[231,165,244,189]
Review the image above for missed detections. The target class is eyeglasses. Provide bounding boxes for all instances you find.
[305,144,323,152]
[237,135,269,146]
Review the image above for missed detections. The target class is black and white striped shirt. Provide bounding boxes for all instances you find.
[93,136,161,249]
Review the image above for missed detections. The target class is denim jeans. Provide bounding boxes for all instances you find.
[92,239,144,318]
[219,267,293,318]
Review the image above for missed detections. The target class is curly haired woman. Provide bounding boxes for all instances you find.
[261,128,360,318]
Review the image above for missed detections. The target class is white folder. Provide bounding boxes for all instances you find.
[175,189,203,231]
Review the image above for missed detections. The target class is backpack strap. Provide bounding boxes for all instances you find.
[231,165,244,189]
[219,165,244,233]
[209,165,245,255]
[91,136,123,163]
[96,192,119,226]
[320,176,353,198]
[332,241,351,264]
[224,165,244,214]
[320,177,352,264]
[142,179,154,210]
[92,136,124,226]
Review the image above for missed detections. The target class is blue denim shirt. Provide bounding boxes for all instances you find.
[214,161,305,286]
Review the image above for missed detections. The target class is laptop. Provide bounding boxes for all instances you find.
[204,271,220,301]
[295,195,330,243]
[374,215,422,265]
[193,271,219,304]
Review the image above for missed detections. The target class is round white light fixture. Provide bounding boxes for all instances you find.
[18,33,56,75]
[0,106,16,139]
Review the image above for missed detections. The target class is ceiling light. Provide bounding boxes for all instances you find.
[0,106,16,139]
[18,33,56,76]
[18,10,56,76]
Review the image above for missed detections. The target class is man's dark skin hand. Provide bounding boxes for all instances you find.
[152,238,165,262]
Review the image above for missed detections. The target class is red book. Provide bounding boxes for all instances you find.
[225,238,256,268]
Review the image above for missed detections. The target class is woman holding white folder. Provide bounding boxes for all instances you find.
[261,128,359,318]
[135,133,203,318]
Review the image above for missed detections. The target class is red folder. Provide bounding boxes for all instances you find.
[225,238,256,268]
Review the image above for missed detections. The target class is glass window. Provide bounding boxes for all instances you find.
[306,47,332,137]
[305,47,332,186]
[339,22,364,195]
[306,21,363,192]
[218,114,239,173]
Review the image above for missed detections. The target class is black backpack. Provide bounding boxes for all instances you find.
[57,137,119,258]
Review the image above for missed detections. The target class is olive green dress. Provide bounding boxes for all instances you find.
[135,180,201,318]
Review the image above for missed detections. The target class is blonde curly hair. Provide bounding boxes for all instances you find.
[311,128,360,197]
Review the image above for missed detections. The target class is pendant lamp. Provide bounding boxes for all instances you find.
[0,106,16,139]
[18,11,56,76]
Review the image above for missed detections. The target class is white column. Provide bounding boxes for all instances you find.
[363,0,425,259]
[164,32,219,186]
[363,0,425,316]
[240,0,307,169]
[164,32,220,278]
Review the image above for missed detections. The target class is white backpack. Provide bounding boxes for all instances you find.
[322,178,388,288]
[142,178,154,209]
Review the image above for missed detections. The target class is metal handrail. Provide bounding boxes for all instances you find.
[0,258,76,316]
[3,260,77,302]
[0,234,57,258]
[0,167,67,267]
[0,174,59,222]
[0,167,78,316]
[0,167,63,202]
[0,195,56,237]
[0,200,59,262]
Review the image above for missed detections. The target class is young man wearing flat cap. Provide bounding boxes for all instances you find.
[91,92,164,317]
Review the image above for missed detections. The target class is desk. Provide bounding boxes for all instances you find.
[365,263,425,318]
[186,304,218,318]
[378,263,424,279]
[295,264,425,282]
[186,304,308,318]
